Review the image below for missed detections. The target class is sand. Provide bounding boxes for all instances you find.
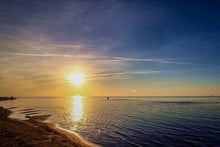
[0,106,97,147]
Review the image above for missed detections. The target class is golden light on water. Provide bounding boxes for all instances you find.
[70,73,85,86]
[72,95,84,122]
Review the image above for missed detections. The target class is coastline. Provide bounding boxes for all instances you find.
[0,106,97,147]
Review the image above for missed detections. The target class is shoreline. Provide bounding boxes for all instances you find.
[0,106,97,147]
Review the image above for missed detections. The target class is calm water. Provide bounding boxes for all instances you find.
[1,96,220,146]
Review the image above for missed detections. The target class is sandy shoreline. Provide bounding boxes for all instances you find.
[0,106,97,147]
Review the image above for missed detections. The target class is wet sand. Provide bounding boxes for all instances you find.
[0,106,96,147]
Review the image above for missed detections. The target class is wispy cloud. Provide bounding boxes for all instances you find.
[113,57,176,62]
[88,70,162,77]
[4,52,73,57]
[1,34,217,68]
[2,51,217,67]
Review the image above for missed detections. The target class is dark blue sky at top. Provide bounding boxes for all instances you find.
[0,0,220,72]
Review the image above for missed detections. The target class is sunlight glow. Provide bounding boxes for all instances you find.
[72,95,84,122]
[70,73,85,86]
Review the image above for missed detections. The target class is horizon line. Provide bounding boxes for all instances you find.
[5,95,219,98]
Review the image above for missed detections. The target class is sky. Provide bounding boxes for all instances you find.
[0,0,220,96]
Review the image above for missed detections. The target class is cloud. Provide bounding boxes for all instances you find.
[1,34,217,67]
[87,70,161,77]
[2,51,217,67]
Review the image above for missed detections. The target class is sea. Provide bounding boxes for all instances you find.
[0,96,220,146]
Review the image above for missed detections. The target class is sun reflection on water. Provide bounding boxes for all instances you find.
[72,95,84,122]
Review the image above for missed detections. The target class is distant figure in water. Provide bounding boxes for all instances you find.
[107,96,110,100]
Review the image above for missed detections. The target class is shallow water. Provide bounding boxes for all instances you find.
[1,96,220,146]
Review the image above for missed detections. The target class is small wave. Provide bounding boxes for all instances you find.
[7,107,17,109]
[158,101,220,105]
[20,110,42,114]
[20,108,36,111]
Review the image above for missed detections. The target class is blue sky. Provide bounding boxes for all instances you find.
[0,0,220,96]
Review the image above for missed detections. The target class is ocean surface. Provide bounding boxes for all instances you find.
[1,96,220,146]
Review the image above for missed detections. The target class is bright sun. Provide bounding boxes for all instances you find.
[70,73,85,86]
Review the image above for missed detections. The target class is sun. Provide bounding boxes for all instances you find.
[70,73,85,86]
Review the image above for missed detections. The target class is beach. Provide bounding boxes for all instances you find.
[0,106,96,147]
